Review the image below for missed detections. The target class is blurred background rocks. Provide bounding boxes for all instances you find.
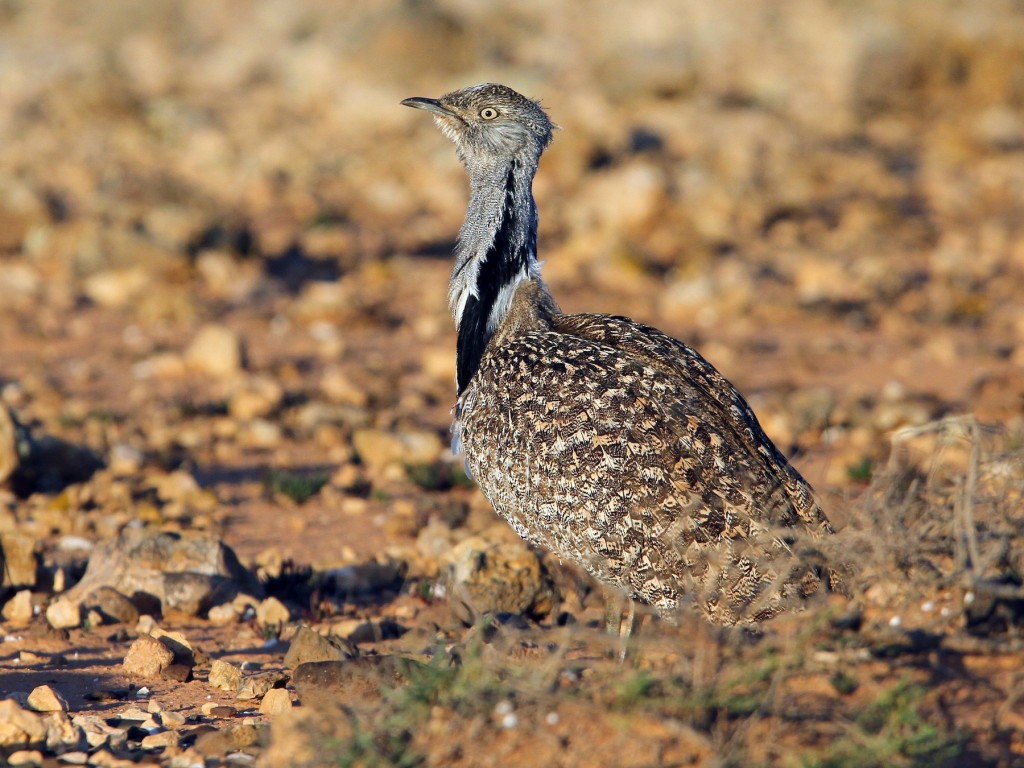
[0,0,1019,609]
[0,3,1022,764]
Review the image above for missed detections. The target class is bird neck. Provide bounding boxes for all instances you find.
[450,158,543,393]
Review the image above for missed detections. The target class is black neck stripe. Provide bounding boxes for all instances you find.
[456,162,534,393]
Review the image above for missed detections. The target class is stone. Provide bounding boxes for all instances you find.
[27,685,67,712]
[228,375,283,420]
[258,688,293,716]
[61,528,261,617]
[0,699,47,748]
[260,706,354,767]
[191,729,232,758]
[45,597,81,630]
[444,533,557,623]
[2,589,34,625]
[107,443,144,475]
[1,532,36,588]
[352,428,443,472]
[206,603,239,625]
[43,711,80,749]
[140,730,178,749]
[115,706,151,722]
[159,711,186,728]
[123,635,175,679]
[82,586,140,625]
[236,671,287,701]
[283,626,354,669]
[85,747,138,767]
[201,703,238,718]
[208,659,242,692]
[255,596,290,628]
[292,657,417,707]
[319,366,369,407]
[152,469,203,503]
[162,572,232,616]
[7,750,43,766]
[161,663,193,682]
[185,324,243,377]
[193,724,264,756]
[149,628,195,662]
[81,268,150,309]
[70,714,118,748]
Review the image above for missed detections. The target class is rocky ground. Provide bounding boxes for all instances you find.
[1,1,1024,766]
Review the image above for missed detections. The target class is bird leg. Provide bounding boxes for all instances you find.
[604,590,640,661]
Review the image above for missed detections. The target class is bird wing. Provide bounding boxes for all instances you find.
[553,312,832,535]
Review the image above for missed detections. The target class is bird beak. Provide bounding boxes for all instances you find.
[401,97,457,117]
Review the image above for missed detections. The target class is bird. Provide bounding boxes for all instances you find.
[401,83,844,632]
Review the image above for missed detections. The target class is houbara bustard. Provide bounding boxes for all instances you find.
[402,83,844,632]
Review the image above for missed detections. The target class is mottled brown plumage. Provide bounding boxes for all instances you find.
[402,84,842,627]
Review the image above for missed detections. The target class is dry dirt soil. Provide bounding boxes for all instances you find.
[1,1,1024,766]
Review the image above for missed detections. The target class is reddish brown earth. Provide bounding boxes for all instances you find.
[1,2,1023,766]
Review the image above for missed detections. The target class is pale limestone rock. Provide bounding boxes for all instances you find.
[140,730,178,749]
[1,532,36,588]
[45,597,81,630]
[0,699,46,747]
[185,324,243,377]
[259,688,293,717]
[43,711,81,750]
[208,659,242,692]
[352,428,443,472]
[27,685,67,712]
[123,635,174,678]
[206,603,239,625]
[236,671,286,701]
[255,596,289,628]
[228,375,283,420]
[82,268,150,309]
[8,749,44,766]
[159,710,186,728]
[2,589,33,625]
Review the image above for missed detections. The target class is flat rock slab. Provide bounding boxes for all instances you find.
[62,528,261,616]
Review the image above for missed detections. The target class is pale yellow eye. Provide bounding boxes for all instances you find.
[479,107,499,120]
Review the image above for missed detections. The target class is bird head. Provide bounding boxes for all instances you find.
[402,83,554,172]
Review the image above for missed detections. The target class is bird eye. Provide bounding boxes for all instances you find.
[479,107,499,120]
